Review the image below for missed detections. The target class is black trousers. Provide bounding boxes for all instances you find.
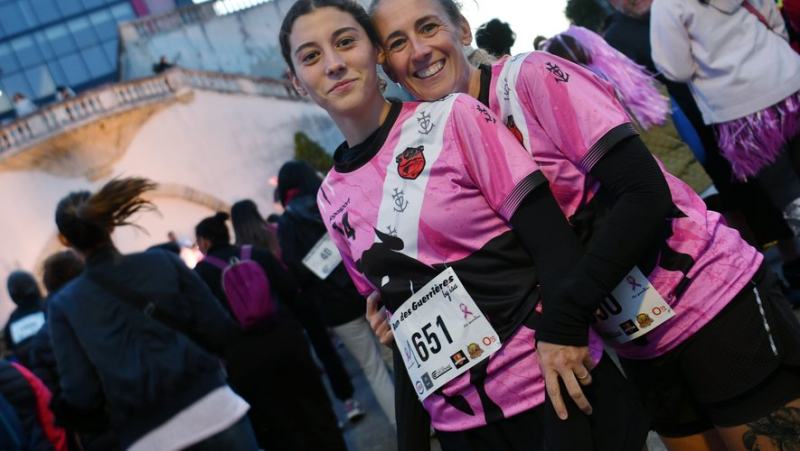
[286,295,355,401]
[225,321,348,451]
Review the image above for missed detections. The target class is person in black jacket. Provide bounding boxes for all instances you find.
[275,162,396,427]
[194,212,347,451]
[48,177,257,451]
[3,271,45,367]
[230,198,368,422]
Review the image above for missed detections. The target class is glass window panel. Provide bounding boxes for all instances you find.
[47,61,68,87]
[18,2,40,28]
[81,45,112,78]
[67,17,99,47]
[25,66,56,99]
[89,9,116,40]
[59,53,91,86]
[0,43,20,73]
[32,0,62,26]
[110,3,135,22]
[0,88,13,115]
[2,72,34,99]
[34,32,55,60]
[102,39,118,66]
[11,36,43,68]
[82,0,107,9]
[0,4,28,35]
[58,0,85,17]
[45,24,77,54]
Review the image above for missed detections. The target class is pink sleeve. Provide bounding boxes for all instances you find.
[317,190,376,297]
[450,95,547,221]
[518,53,637,171]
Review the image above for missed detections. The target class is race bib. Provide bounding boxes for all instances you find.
[390,268,501,401]
[593,266,676,344]
[302,233,343,280]
[9,312,45,344]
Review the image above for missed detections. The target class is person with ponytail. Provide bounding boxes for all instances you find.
[48,177,258,451]
[194,211,348,450]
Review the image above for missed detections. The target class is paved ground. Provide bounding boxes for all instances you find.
[324,247,799,451]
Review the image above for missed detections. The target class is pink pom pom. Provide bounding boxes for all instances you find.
[558,26,670,130]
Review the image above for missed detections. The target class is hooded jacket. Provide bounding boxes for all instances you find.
[651,0,800,123]
[48,248,240,449]
[278,195,366,327]
[4,271,45,367]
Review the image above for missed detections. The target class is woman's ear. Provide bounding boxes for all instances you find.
[459,14,473,47]
[58,233,70,247]
[288,68,308,96]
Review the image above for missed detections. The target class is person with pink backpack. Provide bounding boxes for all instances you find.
[194,212,347,451]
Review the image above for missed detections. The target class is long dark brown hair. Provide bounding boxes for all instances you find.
[230,200,281,256]
[55,177,157,253]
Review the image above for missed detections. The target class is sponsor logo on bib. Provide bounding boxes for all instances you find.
[450,350,469,369]
[467,343,483,359]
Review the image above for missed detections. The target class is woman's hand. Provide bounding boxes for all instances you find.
[366,291,394,346]
[536,341,595,419]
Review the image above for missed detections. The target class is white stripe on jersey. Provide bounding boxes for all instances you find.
[375,96,456,263]
[496,53,532,154]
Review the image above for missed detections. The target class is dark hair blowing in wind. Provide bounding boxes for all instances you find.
[55,177,157,254]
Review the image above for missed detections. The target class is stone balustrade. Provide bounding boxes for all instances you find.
[119,0,273,41]
[0,68,300,159]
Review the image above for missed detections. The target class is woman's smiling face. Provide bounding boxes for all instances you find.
[372,0,474,101]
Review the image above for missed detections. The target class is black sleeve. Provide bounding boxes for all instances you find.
[534,136,672,346]
[509,182,584,316]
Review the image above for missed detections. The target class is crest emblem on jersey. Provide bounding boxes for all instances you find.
[396,146,426,180]
[506,116,524,145]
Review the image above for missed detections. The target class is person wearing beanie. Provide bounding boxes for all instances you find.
[3,271,45,367]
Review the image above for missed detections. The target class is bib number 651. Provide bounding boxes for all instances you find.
[411,316,453,362]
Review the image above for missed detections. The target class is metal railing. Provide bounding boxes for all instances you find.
[119,0,273,41]
[0,68,300,158]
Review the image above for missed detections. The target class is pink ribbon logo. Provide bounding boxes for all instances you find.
[627,276,643,291]
[460,303,475,319]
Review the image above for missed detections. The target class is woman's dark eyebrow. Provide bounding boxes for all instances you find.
[383,15,438,43]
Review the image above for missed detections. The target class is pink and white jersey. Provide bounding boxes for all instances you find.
[318,95,604,431]
[485,52,763,359]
